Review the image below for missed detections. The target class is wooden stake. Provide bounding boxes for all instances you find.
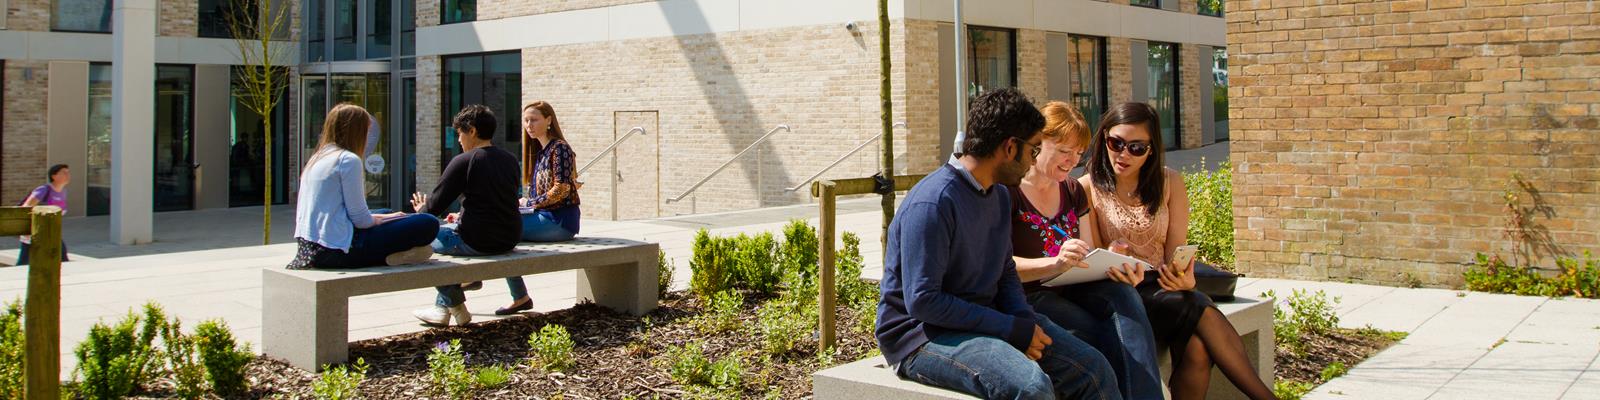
[24,205,62,400]
[818,182,837,351]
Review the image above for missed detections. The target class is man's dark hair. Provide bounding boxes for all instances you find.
[47,164,69,183]
[961,88,1045,158]
[452,105,497,140]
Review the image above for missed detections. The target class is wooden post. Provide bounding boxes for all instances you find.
[817,181,837,351]
[25,206,62,400]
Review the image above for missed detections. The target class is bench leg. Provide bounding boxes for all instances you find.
[262,270,349,371]
[576,252,658,315]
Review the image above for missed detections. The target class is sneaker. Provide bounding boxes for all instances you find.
[386,245,434,266]
[412,304,472,327]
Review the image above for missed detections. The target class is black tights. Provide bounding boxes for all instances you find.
[1170,307,1278,400]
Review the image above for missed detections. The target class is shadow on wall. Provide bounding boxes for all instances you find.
[662,1,795,210]
[1503,173,1570,270]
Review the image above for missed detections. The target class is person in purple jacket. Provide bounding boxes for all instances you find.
[875,88,1120,400]
[16,164,71,265]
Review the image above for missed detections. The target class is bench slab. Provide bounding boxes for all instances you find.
[262,237,658,370]
[815,296,1274,400]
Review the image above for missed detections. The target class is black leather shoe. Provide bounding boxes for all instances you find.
[495,299,533,315]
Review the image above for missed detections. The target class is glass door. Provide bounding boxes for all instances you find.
[154,65,197,212]
[329,73,392,208]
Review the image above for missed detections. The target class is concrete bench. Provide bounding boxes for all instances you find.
[814,296,1274,400]
[261,237,659,371]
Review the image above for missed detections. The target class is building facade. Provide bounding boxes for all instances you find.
[1229,0,1600,286]
[3,0,1226,236]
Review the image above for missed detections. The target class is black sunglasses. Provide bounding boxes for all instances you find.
[1011,137,1042,158]
[1106,136,1151,157]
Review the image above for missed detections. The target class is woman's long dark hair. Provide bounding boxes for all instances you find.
[1087,102,1166,215]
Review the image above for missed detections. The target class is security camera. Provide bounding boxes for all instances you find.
[845,21,859,32]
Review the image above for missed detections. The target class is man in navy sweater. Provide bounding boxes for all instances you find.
[876,88,1120,400]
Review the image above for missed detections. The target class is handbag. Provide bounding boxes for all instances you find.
[1191,261,1239,302]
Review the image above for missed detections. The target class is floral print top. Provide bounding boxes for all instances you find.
[1006,180,1092,292]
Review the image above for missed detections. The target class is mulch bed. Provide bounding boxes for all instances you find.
[195,292,874,399]
[1274,328,1404,385]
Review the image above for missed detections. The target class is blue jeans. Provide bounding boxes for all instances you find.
[504,208,581,301]
[899,316,1122,400]
[433,223,491,307]
[16,241,68,266]
[314,210,439,268]
[1029,281,1163,400]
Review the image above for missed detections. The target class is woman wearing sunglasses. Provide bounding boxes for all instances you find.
[1080,102,1276,400]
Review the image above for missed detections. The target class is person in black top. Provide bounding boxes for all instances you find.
[411,105,523,327]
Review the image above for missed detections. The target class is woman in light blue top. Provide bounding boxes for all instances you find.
[288,103,440,269]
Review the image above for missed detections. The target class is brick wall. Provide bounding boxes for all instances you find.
[5,0,48,31]
[161,0,199,37]
[1017,29,1050,102]
[1179,44,1203,149]
[1108,37,1135,107]
[417,0,440,28]
[408,21,926,219]
[1230,0,1600,287]
[2,61,49,205]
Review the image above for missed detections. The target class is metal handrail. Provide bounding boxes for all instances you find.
[577,126,647,177]
[785,122,906,192]
[667,124,791,203]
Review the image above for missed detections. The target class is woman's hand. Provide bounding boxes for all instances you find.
[1055,239,1093,272]
[410,192,429,213]
[1107,263,1144,286]
[1109,239,1132,256]
[1156,258,1197,292]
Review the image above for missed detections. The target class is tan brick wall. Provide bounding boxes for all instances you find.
[1016,29,1049,103]
[3,61,49,205]
[417,0,440,28]
[1179,44,1203,149]
[1108,37,1135,107]
[1180,0,1198,14]
[438,21,923,219]
[901,19,941,175]
[1230,0,1600,287]
[415,55,444,193]
[6,0,49,31]
[161,0,199,37]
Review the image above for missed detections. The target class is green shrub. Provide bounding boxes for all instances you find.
[1273,380,1315,400]
[1183,160,1234,269]
[74,304,165,400]
[195,319,254,397]
[162,318,207,399]
[664,341,712,386]
[312,358,368,400]
[731,233,782,294]
[0,300,23,400]
[757,297,815,356]
[707,353,743,391]
[780,220,820,286]
[690,229,733,297]
[658,250,676,295]
[474,364,513,389]
[1465,252,1600,298]
[836,232,878,308]
[1319,361,1349,381]
[1265,289,1342,354]
[698,290,744,334]
[428,340,473,399]
[528,324,576,372]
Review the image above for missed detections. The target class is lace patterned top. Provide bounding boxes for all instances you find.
[1090,180,1170,267]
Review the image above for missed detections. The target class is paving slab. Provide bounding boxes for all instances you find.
[1335,287,1463,333]
[1306,368,1456,400]
[1403,292,1546,347]
[1355,341,1488,370]
[1471,341,1598,372]
[1564,372,1600,400]
[1431,368,1583,400]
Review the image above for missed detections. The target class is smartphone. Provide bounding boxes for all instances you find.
[1172,245,1198,269]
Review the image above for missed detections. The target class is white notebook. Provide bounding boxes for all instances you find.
[1039,249,1156,287]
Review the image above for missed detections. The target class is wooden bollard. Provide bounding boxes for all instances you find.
[25,206,62,400]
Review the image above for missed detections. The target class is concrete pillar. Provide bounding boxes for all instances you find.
[46,62,90,218]
[195,65,232,210]
[111,0,157,245]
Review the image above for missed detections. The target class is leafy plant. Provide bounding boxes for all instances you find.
[0,300,23,400]
[691,229,733,297]
[428,340,473,399]
[1183,160,1234,269]
[780,220,820,286]
[731,233,782,294]
[1273,380,1315,400]
[163,318,208,399]
[1264,289,1341,354]
[707,353,743,391]
[195,319,254,397]
[1319,361,1349,381]
[74,304,165,400]
[1465,252,1600,298]
[658,250,676,295]
[474,364,513,389]
[528,324,576,372]
[758,297,816,356]
[664,341,712,386]
[312,358,369,400]
[836,232,877,308]
[698,290,744,334]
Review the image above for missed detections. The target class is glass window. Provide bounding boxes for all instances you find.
[1068,35,1107,130]
[1200,0,1224,17]
[154,65,197,212]
[1148,42,1180,150]
[1131,0,1159,8]
[441,52,522,170]
[442,0,476,24]
[332,0,358,60]
[229,66,289,207]
[402,0,416,57]
[302,76,328,149]
[367,0,392,59]
[306,0,326,62]
[199,0,255,38]
[1213,48,1229,141]
[53,0,112,33]
[967,26,1015,103]
[87,63,113,216]
[401,77,418,211]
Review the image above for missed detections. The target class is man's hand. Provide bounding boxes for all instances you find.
[410,192,429,213]
[1026,324,1052,361]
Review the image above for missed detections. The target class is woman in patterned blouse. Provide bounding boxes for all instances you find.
[494,101,583,315]
[1007,101,1162,399]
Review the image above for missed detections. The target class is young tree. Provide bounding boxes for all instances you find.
[227,0,292,244]
[878,0,895,246]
